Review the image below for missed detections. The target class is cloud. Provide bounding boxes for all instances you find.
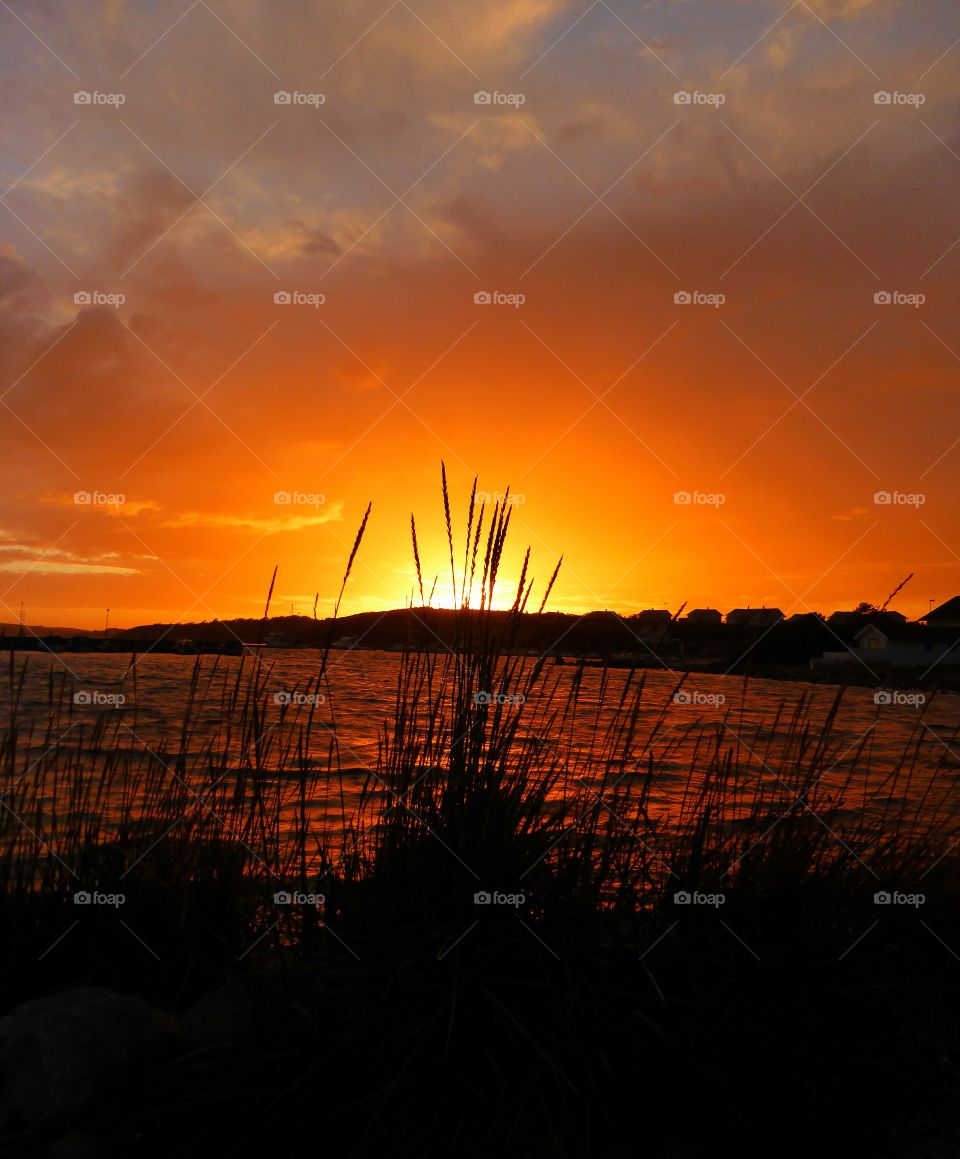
[43,495,161,517]
[108,500,162,517]
[162,502,345,532]
[0,542,141,575]
[0,525,143,575]
[831,507,872,522]
[0,560,140,575]
[801,0,891,17]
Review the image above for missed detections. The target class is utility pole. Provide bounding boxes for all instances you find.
[18,602,24,637]
[105,608,110,637]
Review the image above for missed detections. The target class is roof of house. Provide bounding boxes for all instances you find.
[726,607,784,618]
[828,609,906,625]
[924,596,960,622]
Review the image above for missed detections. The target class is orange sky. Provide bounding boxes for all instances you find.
[1,0,958,628]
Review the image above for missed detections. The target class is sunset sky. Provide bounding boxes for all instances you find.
[1,0,958,628]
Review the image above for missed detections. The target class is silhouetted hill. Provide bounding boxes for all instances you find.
[0,623,108,638]
[110,607,689,654]
[114,608,617,651]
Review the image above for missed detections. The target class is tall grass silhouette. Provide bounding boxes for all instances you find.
[1,470,959,1157]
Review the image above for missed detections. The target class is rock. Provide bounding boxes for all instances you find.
[181,978,257,1045]
[0,986,182,1130]
[41,1129,99,1158]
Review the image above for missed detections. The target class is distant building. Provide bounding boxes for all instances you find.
[816,623,960,669]
[725,607,784,628]
[827,609,907,629]
[855,624,891,651]
[686,609,723,625]
[629,609,673,643]
[635,609,672,625]
[921,597,960,629]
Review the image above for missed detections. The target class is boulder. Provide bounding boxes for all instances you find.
[0,986,182,1130]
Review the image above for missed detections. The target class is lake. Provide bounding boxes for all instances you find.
[3,648,959,850]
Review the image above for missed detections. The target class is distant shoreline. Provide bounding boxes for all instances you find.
[3,635,958,694]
